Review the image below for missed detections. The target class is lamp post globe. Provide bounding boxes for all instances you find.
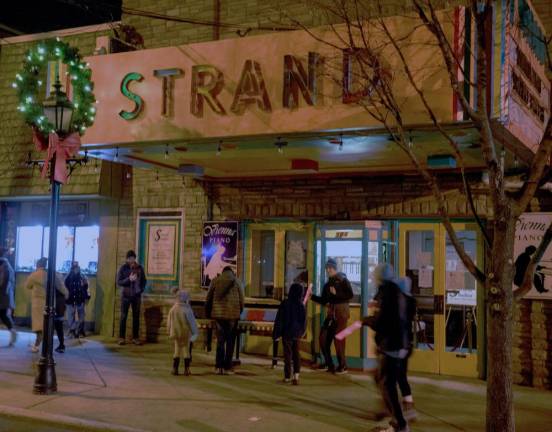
[33,77,74,395]
[42,78,74,136]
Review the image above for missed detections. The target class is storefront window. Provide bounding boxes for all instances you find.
[285,231,308,293]
[15,225,99,274]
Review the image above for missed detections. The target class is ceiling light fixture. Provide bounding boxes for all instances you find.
[216,140,222,157]
[164,144,169,160]
[338,133,343,152]
[274,137,288,154]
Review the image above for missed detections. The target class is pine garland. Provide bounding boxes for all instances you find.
[12,38,96,137]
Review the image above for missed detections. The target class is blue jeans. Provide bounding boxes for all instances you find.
[67,303,86,334]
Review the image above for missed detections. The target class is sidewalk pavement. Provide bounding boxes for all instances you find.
[0,329,551,432]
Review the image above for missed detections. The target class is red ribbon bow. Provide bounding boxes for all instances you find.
[32,130,82,184]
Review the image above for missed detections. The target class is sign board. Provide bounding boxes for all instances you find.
[513,213,552,300]
[201,221,238,288]
[136,209,184,293]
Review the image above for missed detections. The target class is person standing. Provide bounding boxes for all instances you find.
[0,248,17,347]
[25,258,67,353]
[311,258,353,374]
[205,266,244,375]
[167,290,198,376]
[273,283,307,385]
[363,264,410,432]
[65,262,90,338]
[117,250,147,345]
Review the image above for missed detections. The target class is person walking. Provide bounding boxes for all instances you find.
[65,262,90,338]
[205,266,244,375]
[54,278,67,353]
[0,248,17,347]
[167,290,198,376]
[311,258,353,374]
[117,250,147,345]
[273,283,306,385]
[25,258,67,353]
[363,264,410,432]
[396,276,416,421]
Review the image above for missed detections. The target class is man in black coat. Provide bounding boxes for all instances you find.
[117,250,147,345]
[0,248,17,347]
[311,258,353,374]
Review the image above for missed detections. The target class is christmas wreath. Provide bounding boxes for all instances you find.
[12,38,96,137]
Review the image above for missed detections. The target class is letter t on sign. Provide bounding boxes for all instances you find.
[154,68,183,117]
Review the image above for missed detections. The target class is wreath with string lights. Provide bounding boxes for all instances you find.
[12,38,96,137]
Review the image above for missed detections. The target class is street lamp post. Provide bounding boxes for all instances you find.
[33,76,74,395]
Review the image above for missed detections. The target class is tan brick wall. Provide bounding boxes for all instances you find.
[0,31,110,198]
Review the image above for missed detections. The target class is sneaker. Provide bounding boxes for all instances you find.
[55,346,65,354]
[117,339,126,345]
[283,378,291,383]
[335,366,348,375]
[30,346,39,353]
[292,373,299,385]
[403,402,417,422]
[8,329,17,347]
[217,368,224,375]
[223,369,235,375]
[132,339,142,346]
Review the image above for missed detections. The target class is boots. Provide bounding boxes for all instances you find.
[171,357,180,375]
[184,358,191,376]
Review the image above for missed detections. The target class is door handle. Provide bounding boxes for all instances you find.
[434,294,444,315]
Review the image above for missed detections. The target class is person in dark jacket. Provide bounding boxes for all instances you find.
[0,247,17,347]
[65,262,90,338]
[117,250,147,345]
[273,283,307,385]
[54,280,67,353]
[514,246,548,293]
[363,264,410,432]
[311,258,353,374]
[205,266,244,374]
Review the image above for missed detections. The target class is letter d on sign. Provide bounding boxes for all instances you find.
[119,72,144,120]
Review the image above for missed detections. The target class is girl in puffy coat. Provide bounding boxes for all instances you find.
[167,290,198,376]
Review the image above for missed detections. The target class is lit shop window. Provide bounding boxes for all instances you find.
[15,225,99,275]
[250,230,276,298]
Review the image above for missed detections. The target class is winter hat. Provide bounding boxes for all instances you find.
[373,263,395,286]
[325,258,338,270]
[177,290,190,304]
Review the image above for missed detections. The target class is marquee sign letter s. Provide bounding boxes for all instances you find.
[119,72,144,120]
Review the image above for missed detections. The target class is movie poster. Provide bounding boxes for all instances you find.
[513,213,552,300]
[201,222,238,288]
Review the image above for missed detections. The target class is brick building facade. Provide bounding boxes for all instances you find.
[0,0,551,388]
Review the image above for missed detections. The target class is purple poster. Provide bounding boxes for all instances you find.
[201,221,238,288]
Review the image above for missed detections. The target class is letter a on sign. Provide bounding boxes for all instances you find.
[231,60,272,114]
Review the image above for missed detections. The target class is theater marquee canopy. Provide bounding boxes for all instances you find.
[80,8,546,178]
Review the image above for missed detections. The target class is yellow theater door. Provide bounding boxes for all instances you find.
[399,222,482,377]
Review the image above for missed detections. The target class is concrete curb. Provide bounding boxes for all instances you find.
[0,404,151,432]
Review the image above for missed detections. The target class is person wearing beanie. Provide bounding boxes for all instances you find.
[117,250,147,345]
[310,258,353,374]
[362,264,411,432]
[168,290,198,376]
[273,283,307,385]
[396,276,417,421]
[0,247,17,347]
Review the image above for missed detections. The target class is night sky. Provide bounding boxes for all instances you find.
[0,0,122,37]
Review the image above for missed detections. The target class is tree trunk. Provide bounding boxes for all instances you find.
[486,213,516,432]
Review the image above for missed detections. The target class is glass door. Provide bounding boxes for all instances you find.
[399,222,482,377]
[399,223,442,374]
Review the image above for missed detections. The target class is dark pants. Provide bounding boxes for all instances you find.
[215,319,237,370]
[319,303,349,369]
[283,338,300,379]
[397,354,412,398]
[119,295,141,339]
[54,319,65,348]
[377,354,407,429]
[0,309,14,330]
